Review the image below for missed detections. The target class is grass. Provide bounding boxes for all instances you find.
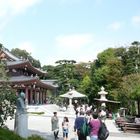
[0,128,45,140]
[0,127,25,140]
[28,112,45,115]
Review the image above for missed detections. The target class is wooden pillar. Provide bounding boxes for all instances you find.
[40,91,42,104]
[25,88,28,105]
[37,91,39,104]
[40,90,43,104]
[45,90,47,104]
[42,89,44,104]
[34,89,36,104]
[44,90,47,104]
[30,89,33,105]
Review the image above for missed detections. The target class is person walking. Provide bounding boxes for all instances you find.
[89,112,101,140]
[51,112,59,140]
[62,116,69,140]
[74,111,87,140]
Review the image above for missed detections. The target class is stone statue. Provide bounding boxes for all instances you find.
[14,91,28,138]
[16,91,26,113]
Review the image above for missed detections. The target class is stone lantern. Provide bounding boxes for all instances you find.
[98,86,108,107]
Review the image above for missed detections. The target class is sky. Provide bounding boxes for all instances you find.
[0,0,140,66]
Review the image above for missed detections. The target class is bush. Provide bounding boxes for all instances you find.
[0,128,45,140]
[0,127,25,140]
[29,112,45,115]
[27,135,45,140]
[0,62,17,127]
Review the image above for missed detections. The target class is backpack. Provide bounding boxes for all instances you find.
[80,118,90,136]
[98,120,109,140]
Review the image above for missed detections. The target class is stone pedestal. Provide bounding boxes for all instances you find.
[67,104,75,114]
[15,112,28,138]
[66,98,75,114]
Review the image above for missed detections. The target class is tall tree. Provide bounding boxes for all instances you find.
[42,65,56,79]
[90,48,123,103]
[54,60,78,94]
[119,74,140,115]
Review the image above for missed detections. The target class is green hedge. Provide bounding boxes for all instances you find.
[0,128,45,140]
[0,128,25,140]
[27,135,45,140]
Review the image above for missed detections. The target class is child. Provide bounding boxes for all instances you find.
[62,117,69,140]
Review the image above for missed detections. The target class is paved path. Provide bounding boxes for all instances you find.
[5,105,140,140]
[6,114,140,140]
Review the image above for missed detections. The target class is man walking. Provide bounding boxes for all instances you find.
[51,112,59,139]
[74,111,87,140]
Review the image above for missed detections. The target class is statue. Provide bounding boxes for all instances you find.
[14,91,28,138]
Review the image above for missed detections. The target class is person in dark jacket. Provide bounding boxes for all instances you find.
[74,111,87,140]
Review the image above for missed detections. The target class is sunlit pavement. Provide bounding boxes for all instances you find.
[5,105,140,140]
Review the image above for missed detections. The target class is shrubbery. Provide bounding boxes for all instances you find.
[0,62,17,127]
[0,127,25,140]
[28,135,45,140]
[0,128,45,140]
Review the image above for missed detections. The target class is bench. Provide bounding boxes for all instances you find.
[122,123,140,133]
[115,117,127,127]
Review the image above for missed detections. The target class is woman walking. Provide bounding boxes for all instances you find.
[62,117,69,140]
[89,112,101,140]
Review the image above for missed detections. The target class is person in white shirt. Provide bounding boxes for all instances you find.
[62,117,69,140]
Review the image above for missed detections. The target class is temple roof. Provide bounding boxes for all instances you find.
[0,47,57,90]
[41,80,58,88]
[0,76,56,89]
[2,48,20,61]
[6,60,47,76]
[0,48,47,76]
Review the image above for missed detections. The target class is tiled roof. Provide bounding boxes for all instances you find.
[3,49,20,61]
[6,60,47,76]
[6,60,28,66]
[41,80,58,88]
[0,76,56,89]
[9,75,37,82]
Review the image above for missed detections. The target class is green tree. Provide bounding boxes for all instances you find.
[42,65,56,79]
[96,48,116,66]
[90,48,124,104]
[79,75,92,96]
[75,62,91,79]
[0,60,16,127]
[54,60,77,94]
[121,42,140,75]
[119,74,140,115]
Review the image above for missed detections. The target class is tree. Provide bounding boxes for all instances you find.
[11,48,41,68]
[0,60,16,127]
[79,75,92,96]
[54,60,77,94]
[119,74,140,115]
[42,65,56,79]
[121,42,140,75]
[96,48,116,66]
[90,47,124,104]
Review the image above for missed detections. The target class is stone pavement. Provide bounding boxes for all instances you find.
[5,105,140,140]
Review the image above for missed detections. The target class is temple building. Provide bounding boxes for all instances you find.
[0,47,57,105]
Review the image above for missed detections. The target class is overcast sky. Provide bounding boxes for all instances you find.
[0,0,140,66]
